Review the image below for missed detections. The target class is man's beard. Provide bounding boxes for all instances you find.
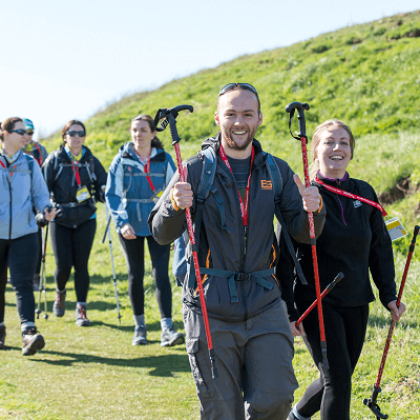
[225,128,256,151]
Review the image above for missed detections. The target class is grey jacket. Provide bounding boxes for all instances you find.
[0,151,51,240]
[149,135,326,321]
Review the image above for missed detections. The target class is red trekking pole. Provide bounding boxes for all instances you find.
[285,102,329,369]
[154,105,218,379]
[296,272,344,328]
[363,225,419,420]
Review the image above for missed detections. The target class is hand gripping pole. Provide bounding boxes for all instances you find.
[363,225,420,420]
[296,272,344,328]
[285,101,329,369]
[154,105,218,379]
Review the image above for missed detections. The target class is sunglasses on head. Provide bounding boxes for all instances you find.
[66,130,85,137]
[10,129,26,135]
[218,83,259,98]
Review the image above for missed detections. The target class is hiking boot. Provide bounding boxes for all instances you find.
[33,275,40,292]
[53,290,66,317]
[22,327,45,356]
[160,319,184,347]
[132,325,148,346]
[0,325,6,349]
[75,305,91,327]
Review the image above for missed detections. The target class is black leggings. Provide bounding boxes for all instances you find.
[35,228,42,277]
[119,234,172,319]
[0,233,38,324]
[295,296,369,420]
[50,219,96,302]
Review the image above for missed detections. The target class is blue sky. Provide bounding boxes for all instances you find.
[1,0,419,139]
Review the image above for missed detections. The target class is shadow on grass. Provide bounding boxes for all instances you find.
[96,319,186,335]
[28,349,191,377]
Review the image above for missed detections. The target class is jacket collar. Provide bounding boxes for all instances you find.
[57,144,93,163]
[121,142,166,162]
[315,171,350,188]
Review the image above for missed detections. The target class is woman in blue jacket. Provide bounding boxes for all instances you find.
[106,114,184,347]
[0,117,56,356]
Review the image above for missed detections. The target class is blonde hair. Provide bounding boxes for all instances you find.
[309,119,355,179]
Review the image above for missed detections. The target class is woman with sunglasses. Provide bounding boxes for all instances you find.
[43,120,107,326]
[0,117,56,355]
[106,114,184,347]
[22,118,49,292]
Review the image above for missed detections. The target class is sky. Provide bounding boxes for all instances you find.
[1,0,420,139]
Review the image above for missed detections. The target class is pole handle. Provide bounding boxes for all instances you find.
[153,105,194,136]
[285,102,310,139]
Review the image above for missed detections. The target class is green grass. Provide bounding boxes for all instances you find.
[2,208,420,419]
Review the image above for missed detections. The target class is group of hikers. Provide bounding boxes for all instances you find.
[0,83,406,420]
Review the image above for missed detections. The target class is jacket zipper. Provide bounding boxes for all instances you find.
[335,179,347,226]
[7,177,12,239]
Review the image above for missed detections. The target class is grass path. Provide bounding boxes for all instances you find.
[1,209,419,419]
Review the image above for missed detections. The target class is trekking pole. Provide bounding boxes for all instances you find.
[36,224,49,320]
[363,225,419,420]
[102,204,122,324]
[295,272,344,328]
[285,101,329,369]
[102,213,112,244]
[154,105,218,379]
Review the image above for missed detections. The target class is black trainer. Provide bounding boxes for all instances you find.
[0,325,6,349]
[22,327,45,356]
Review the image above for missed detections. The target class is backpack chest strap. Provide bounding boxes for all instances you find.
[199,267,275,303]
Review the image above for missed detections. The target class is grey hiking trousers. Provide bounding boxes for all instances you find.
[184,299,298,420]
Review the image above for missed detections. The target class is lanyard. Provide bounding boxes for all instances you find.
[72,162,82,187]
[219,144,255,226]
[135,150,155,192]
[315,176,387,217]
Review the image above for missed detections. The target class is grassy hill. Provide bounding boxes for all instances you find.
[4,10,418,419]
[44,10,420,231]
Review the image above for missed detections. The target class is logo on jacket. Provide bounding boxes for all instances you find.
[354,200,362,209]
[261,180,272,190]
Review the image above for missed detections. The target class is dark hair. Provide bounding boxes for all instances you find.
[0,117,23,141]
[131,114,164,150]
[61,120,87,140]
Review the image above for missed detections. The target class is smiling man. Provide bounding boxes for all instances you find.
[149,83,326,420]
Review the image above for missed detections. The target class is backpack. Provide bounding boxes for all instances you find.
[187,147,307,288]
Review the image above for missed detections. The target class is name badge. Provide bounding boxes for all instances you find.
[385,217,407,242]
[76,186,91,203]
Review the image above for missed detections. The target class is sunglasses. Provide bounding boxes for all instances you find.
[10,129,26,135]
[26,130,34,135]
[66,130,85,137]
[218,83,259,98]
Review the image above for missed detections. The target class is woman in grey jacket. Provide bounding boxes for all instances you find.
[0,117,56,356]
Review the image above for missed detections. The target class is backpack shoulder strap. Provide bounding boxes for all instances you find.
[265,153,307,285]
[24,153,34,183]
[187,147,219,289]
[265,153,283,200]
[196,147,217,203]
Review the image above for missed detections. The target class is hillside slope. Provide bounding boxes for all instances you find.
[45,10,420,202]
